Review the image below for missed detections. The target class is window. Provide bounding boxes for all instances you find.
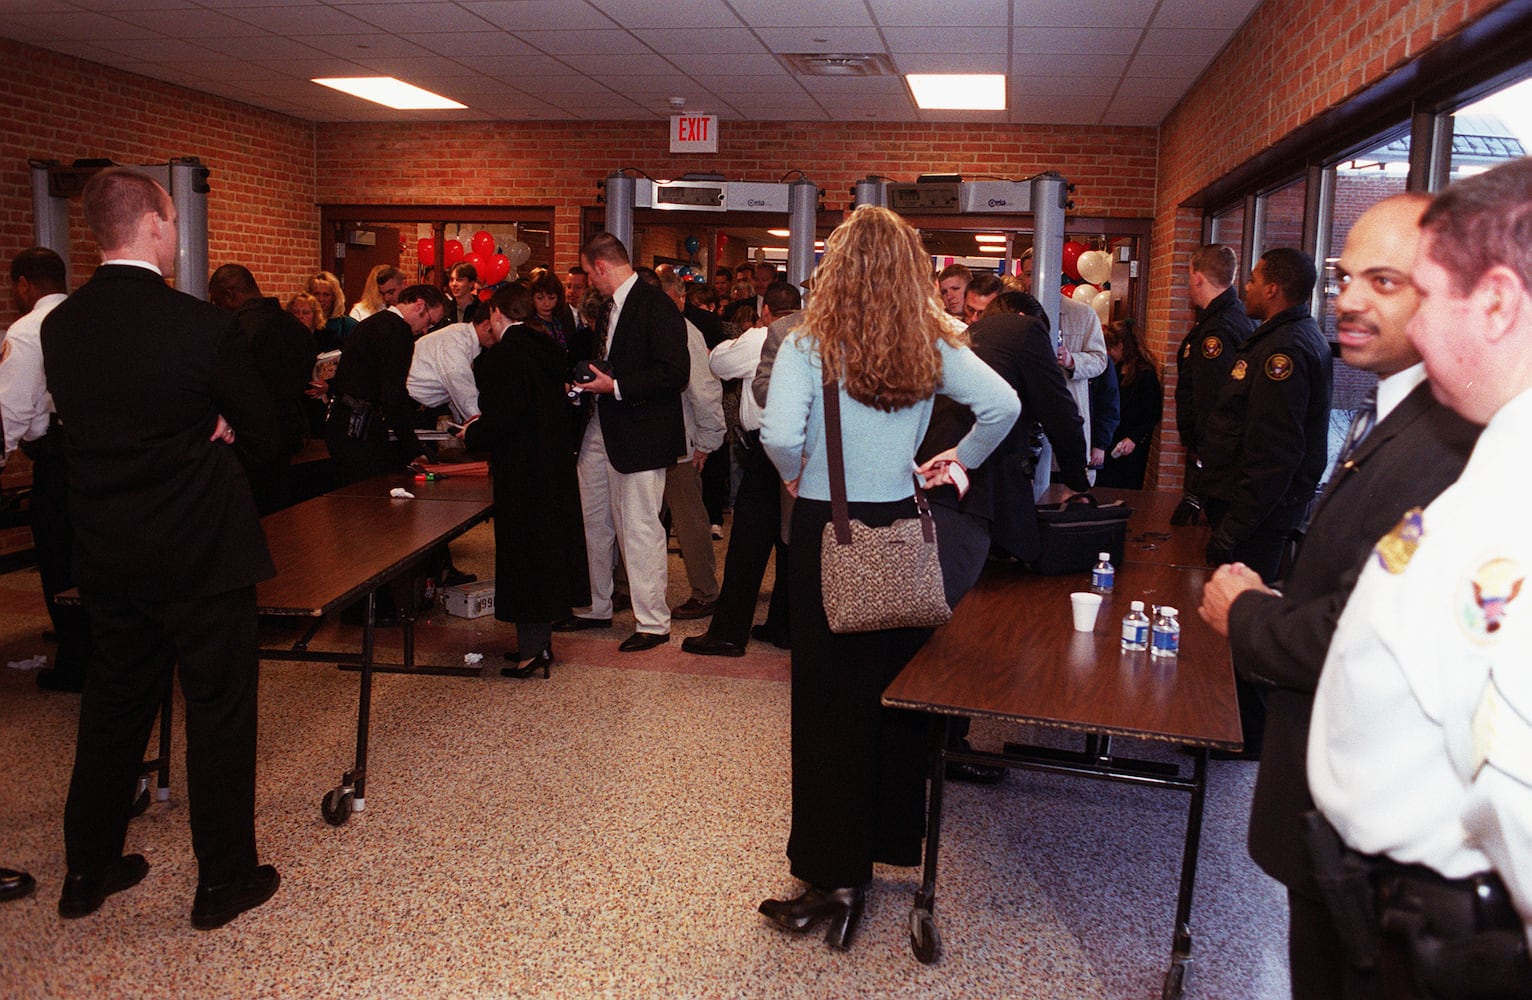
[1442,74,1532,182]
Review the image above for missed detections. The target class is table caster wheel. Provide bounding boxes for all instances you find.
[1162,957,1188,999]
[910,907,941,964]
[321,787,354,826]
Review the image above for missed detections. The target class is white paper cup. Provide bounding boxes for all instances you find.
[1070,592,1103,632]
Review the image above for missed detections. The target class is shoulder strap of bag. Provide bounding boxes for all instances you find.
[823,379,936,545]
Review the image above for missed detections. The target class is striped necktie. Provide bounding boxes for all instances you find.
[1338,386,1377,465]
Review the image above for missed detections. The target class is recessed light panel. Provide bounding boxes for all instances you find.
[907,74,1005,111]
[312,77,466,110]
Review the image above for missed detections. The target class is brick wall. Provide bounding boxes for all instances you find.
[0,36,317,329]
[1150,0,1515,489]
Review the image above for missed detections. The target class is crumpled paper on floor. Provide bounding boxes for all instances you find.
[8,654,48,671]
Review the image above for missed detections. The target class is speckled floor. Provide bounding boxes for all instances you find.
[0,520,1289,999]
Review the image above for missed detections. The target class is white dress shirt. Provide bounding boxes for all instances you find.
[0,292,68,456]
[709,324,768,431]
[1308,386,1532,948]
[407,322,482,422]
[678,318,724,459]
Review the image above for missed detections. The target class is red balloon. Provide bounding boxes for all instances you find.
[461,252,485,275]
[416,237,435,261]
[1062,240,1087,282]
[477,288,494,302]
[444,239,465,265]
[485,253,511,285]
[1061,284,1076,299]
[471,230,495,258]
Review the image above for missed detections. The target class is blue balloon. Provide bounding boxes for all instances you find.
[684,235,701,255]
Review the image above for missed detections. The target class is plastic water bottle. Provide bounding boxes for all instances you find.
[1121,600,1150,651]
[1151,606,1181,658]
[1091,552,1115,595]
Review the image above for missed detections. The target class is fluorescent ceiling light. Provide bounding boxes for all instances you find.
[974,234,1007,244]
[907,74,1005,111]
[767,228,790,237]
[312,77,465,110]
[975,245,1005,254]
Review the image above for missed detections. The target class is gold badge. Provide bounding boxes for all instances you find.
[1265,353,1294,381]
[1230,359,1247,381]
[1182,341,1191,360]
[1373,508,1424,574]
[1201,336,1222,360]
[1461,558,1525,643]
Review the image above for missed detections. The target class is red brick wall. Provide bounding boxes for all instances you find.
[0,37,317,328]
[315,120,1159,271]
[1149,0,1515,489]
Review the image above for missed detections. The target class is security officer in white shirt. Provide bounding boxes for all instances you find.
[406,300,494,424]
[1307,157,1532,999]
[0,247,92,691]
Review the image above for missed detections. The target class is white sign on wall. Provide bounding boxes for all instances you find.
[670,114,718,153]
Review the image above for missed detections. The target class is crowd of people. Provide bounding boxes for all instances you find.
[2,159,1529,998]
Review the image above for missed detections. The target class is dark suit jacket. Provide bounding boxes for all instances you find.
[328,309,423,460]
[589,277,689,474]
[232,296,317,456]
[917,313,1088,562]
[40,263,278,600]
[1227,380,1479,894]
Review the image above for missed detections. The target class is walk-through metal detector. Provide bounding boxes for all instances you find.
[601,171,821,290]
[852,173,1071,327]
[31,157,212,299]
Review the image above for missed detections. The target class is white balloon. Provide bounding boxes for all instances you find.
[506,241,531,267]
[1078,249,1112,286]
[1091,288,1112,323]
[1071,282,1098,303]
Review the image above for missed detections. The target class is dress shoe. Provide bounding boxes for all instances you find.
[58,854,149,918]
[946,738,1005,785]
[1,868,36,903]
[751,624,791,650]
[500,647,553,679]
[671,598,718,620]
[681,634,747,658]
[758,885,866,949]
[552,616,611,632]
[35,668,85,693]
[710,524,724,540]
[618,631,669,653]
[441,568,477,587]
[191,864,280,930]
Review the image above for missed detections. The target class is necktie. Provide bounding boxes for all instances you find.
[1338,386,1377,465]
[596,299,614,362]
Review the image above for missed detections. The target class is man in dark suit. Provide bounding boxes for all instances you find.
[40,167,282,928]
[559,233,689,651]
[209,262,318,514]
[1197,194,1479,999]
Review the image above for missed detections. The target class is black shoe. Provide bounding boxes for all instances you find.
[58,854,149,918]
[945,739,1005,785]
[552,616,611,632]
[681,634,747,658]
[442,568,477,587]
[751,625,790,650]
[191,864,280,930]
[35,668,85,693]
[500,647,553,679]
[618,631,669,652]
[758,885,866,949]
[1,868,36,903]
[1210,747,1262,761]
[672,598,718,620]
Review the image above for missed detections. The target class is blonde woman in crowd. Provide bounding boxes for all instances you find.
[348,264,404,323]
[306,270,356,351]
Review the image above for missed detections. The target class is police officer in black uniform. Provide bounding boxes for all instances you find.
[1174,244,1255,522]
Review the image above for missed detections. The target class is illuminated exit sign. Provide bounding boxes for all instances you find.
[670,114,718,153]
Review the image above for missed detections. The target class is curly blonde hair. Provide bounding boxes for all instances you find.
[801,206,964,411]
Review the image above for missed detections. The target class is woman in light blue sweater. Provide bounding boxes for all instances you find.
[756,206,1020,949]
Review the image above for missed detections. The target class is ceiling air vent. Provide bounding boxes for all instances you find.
[779,53,897,77]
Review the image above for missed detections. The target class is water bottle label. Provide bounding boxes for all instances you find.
[1092,568,1114,590]
[1151,628,1179,654]
[1122,622,1147,644]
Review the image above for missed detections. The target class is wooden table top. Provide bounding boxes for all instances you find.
[257,494,492,616]
[884,560,1242,749]
[326,472,494,504]
[1038,485,1211,569]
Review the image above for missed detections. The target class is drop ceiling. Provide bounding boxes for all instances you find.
[2,0,1263,125]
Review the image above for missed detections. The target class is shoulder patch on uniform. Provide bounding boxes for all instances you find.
[1264,353,1293,381]
[1201,336,1222,360]
[1459,557,1525,644]
[1230,359,1247,381]
[1374,507,1424,574]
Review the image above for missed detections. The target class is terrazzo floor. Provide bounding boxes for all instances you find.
[0,519,1290,999]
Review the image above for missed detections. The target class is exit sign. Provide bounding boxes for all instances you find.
[670,114,718,153]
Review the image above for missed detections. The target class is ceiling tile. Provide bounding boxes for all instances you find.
[1127,52,1212,78]
[339,3,501,34]
[304,32,438,59]
[1011,74,1118,98]
[880,25,1008,54]
[727,0,874,27]
[629,27,765,54]
[1137,27,1237,56]
[226,4,378,35]
[1012,0,1159,27]
[3,10,157,41]
[894,51,1007,74]
[752,26,887,52]
[412,31,539,58]
[1008,97,1104,125]
[108,7,259,37]
[663,52,788,77]
[867,0,1008,26]
[1011,51,1129,76]
[555,52,676,76]
[462,1,615,32]
[509,28,650,55]
[196,34,330,61]
[588,0,743,29]
[1150,0,1262,29]
[1013,26,1143,54]
[473,53,581,78]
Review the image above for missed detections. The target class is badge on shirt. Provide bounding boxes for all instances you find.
[1265,353,1294,381]
[1374,507,1425,574]
[1460,557,1525,643]
[1201,336,1222,360]
[1230,359,1247,381]
[1181,341,1192,360]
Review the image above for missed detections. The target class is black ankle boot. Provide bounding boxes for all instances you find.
[500,647,553,679]
[758,885,866,948]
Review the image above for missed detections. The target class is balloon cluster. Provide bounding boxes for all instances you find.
[1060,240,1114,323]
[417,230,513,285]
